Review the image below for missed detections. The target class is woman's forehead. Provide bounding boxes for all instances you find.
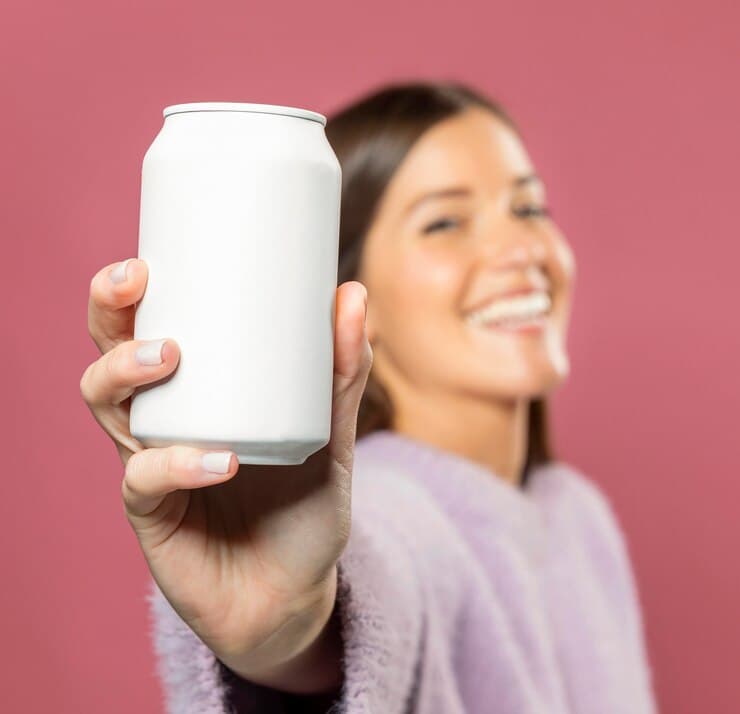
[382,109,536,209]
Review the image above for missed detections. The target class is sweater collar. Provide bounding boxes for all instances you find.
[354,428,557,563]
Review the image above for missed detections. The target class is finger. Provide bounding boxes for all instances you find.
[80,337,180,408]
[122,445,238,520]
[332,281,372,398]
[327,281,373,464]
[88,258,148,353]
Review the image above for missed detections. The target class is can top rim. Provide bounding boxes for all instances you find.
[163,102,327,126]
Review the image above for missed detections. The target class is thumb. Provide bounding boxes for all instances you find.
[328,281,373,462]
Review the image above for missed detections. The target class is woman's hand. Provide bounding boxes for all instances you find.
[80,258,372,691]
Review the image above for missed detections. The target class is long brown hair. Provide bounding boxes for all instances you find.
[325,80,555,481]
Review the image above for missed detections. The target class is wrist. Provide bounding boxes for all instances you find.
[219,565,342,695]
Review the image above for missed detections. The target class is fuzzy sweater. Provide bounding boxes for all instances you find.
[146,428,658,713]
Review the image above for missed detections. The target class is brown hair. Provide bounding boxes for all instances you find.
[325,80,555,482]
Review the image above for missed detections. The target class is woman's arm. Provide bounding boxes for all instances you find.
[147,513,424,713]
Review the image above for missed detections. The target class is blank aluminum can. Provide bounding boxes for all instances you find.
[129,102,341,465]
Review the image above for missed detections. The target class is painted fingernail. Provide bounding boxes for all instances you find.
[135,338,167,366]
[110,259,134,284]
[202,452,234,474]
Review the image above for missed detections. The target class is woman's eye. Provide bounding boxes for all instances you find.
[512,205,551,219]
[421,217,462,234]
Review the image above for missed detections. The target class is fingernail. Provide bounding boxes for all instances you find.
[202,452,234,474]
[110,259,134,284]
[135,338,167,366]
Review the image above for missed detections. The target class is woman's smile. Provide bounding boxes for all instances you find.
[463,289,552,332]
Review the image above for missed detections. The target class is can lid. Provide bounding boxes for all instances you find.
[162,102,326,126]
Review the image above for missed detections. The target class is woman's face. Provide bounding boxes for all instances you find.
[358,107,576,403]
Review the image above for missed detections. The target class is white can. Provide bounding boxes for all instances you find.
[130,102,341,465]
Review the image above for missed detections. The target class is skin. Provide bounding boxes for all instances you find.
[79,104,575,698]
[81,264,370,695]
[358,106,576,486]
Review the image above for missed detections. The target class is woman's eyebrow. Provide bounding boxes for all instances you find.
[403,186,472,217]
[403,175,542,218]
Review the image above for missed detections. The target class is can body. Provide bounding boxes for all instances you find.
[130,102,341,465]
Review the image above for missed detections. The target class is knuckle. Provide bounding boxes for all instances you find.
[123,448,167,498]
[79,364,93,403]
[80,360,105,405]
[122,446,191,501]
[104,344,129,387]
[89,269,114,308]
[121,457,141,503]
[120,472,134,502]
[88,272,101,301]
[123,448,146,487]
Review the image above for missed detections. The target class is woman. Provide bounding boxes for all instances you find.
[80,81,658,712]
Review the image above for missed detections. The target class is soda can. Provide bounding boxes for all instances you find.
[130,102,341,465]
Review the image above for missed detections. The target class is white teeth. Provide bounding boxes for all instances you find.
[465,291,551,326]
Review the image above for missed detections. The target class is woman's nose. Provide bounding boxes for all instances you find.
[480,224,548,271]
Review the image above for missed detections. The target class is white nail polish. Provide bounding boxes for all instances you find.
[110,259,134,284]
[202,452,233,474]
[135,338,167,365]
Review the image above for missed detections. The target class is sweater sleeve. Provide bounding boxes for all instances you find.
[561,466,659,712]
[145,510,424,714]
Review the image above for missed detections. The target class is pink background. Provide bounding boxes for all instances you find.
[3,0,737,711]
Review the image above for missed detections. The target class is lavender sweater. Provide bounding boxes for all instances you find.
[146,429,658,713]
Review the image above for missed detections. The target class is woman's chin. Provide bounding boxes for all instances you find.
[458,355,570,399]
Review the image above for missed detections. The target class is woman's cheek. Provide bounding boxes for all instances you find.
[403,248,465,306]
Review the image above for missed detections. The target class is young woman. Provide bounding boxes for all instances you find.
[80,81,658,713]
